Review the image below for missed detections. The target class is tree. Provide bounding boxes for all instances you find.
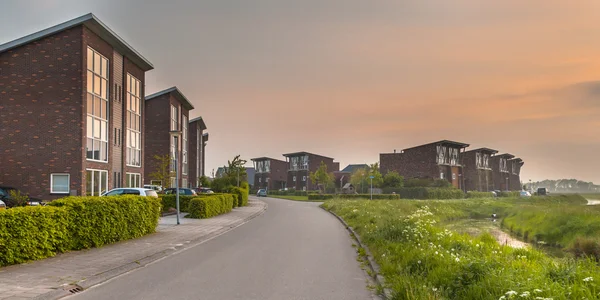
[368,162,383,188]
[198,176,210,187]
[382,171,404,188]
[148,154,174,188]
[350,163,383,193]
[310,162,334,193]
[350,168,368,193]
[224,155,247,187]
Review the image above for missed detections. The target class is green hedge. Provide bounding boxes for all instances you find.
[268,190,308,196]
[159,195,197,213]
[395,187,465,199]
[230,186,249,207]
[0,196,161,267]
[187,194,235,219]
[308,194,335,200]
[466,191,496,198]
[339,194,401,200]
[498,191,521,197]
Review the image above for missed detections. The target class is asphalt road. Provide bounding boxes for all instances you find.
[67,197,376,300]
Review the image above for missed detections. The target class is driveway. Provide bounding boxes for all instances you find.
[68,196,376,300]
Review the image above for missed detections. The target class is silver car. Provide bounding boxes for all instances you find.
[101,188,159,198]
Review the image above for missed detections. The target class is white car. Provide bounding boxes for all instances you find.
[520,191,532,197]
[101,188,159,198]
[0,199,6,210]
[144,185,163,192]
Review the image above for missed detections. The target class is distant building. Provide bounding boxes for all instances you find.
[490,153,515,191]
[282,152,339,191]
[246,167,256,187]
[341,164,369,173]
[189,117,208,187]
[144,87,194,188]
[461,148,498,192]
[251,157,287,191]
[508,158,524,191]
[380,140,470,190]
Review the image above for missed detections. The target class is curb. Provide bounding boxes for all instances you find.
[322,207,393,300]
[33,200,268,300]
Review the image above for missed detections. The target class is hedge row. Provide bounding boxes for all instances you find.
[230,186,249,207]
[498,191,521,197]
[187,194,235,219]
[160,195,197,213]
[267,190,308,196]
[466,191,496,198]
[0,196,161,267]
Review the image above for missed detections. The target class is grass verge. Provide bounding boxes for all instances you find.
[267,195,319,201]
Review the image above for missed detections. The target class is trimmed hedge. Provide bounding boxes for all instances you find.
[187,194,235,219]
[466,191,495,198]
[268,190,308,196]
[160,195,197,213]
[308,194,335,200]
[0,196,161,267]
[230,186,249,207]
[498,191,521,198]
[395,187,465,200]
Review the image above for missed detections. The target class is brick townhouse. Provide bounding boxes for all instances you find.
[380,140,470,189]
[461,148,498,192]
[490,153,516,191]
[282,152,339,191]
[251,157,287,191]
[188,116,208,187]
[144,87,195,188]
[0,13,153,199]
[508,157,524,191]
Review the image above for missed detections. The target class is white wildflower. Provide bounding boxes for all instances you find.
[583,277,594,282]
[455,257,460,262]
[520,291,530,297]
[506,291,518,296]
[432,287,438,292]
[533,289,543,293]
[417,260,421,264]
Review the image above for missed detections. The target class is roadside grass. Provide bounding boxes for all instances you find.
[581,193,600,200]
[322,198,600,300]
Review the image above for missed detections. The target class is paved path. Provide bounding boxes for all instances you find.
[0,200,266,300]
[67,197,376,300]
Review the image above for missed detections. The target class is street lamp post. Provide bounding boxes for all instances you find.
[369,175,374,200]
[506,177,509,192]
[170,130,182,225]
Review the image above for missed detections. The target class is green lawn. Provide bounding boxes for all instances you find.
[322,196,600,300]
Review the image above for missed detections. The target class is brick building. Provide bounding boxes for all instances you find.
[508,158,524,191]
[144,87,194,188]
[490,153,515,191]
[251,157,287,191]
[282,152,339,191]
[461,148,498,192]
[380,140,469,189]
[0,14,153,199]
[188,116,208,187]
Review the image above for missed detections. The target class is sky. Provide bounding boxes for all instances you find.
[1,0,599,183]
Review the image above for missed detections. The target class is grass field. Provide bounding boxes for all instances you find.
[322,196,600,300]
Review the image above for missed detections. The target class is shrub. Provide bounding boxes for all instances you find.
[338,194,401,200]
[396,187,465,199]
[187,194,235,219]
[230,186,249,207]
[0,195,160,267]
[159,195,197,213]
[498,191,520,197]
[308,194,335,200]
[49,196,161,250]
[466,191,495,198]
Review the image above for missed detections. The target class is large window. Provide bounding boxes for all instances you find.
[126,173,141,188]
[50,174,70,194]
[182,115,188,175]
[171,105,179,131]
[86,169,108,196]
[126,74,142,167]
[86,47,109,162]
[170,105,180,173]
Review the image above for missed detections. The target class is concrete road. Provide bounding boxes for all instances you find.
[67,197,376,300]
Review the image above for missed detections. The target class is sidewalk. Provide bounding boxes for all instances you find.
[0,199,267,300]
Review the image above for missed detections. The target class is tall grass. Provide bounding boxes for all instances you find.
[323,199,600,300]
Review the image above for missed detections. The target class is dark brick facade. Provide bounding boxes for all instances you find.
[508,158,524,191]
[490,153,514,191]
[282,152,339,191]
[461,148,497,192]
[380,140,469,189]
[251,157,287,191]
[189,117,208,187]
[0,18,151,200]
[144,88,193,188]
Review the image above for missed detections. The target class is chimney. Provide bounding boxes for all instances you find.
[394,149,396,153]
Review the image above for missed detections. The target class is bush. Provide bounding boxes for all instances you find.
[159,195,197,213]
[230,186,249,207]
[394,187,464,199]
[49,196,161,250]
[308,194,335,200]
[498,191,521,197]
[0,195,161,267]
[338,194,401,200]
[466,191,495,198]
[187,194,235,219]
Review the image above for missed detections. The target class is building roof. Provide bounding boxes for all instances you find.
[496,153,516,159]
[146,87,194,110]
[251,157,287,162]
[403,140,470,152]
[342,164,369,173]
[509,157,524,165]
[202,132,209,141]
[189,116,207,130]
[282,151,333,160]
[464,147,499,154]
[0,13,153,71]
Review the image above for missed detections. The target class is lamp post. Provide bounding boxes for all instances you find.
[369,175,374,200]
[170,130,182,225]
[506,177,509,192]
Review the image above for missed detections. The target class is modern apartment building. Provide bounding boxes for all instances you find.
[0,13,153,199]
[380,140,470,189]
[144,87,194,188]
[188,117,208,187]
[461,148,498,192]
[251,157,287,190]
[282,152,339,191]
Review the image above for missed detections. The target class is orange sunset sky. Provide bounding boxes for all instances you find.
[1,0,599,183]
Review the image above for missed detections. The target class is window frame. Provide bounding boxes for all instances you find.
[86,169,108,196]
[50,173,70,194]
[126,73,142,167]
[86,47,110,163]
[126,173,141,188]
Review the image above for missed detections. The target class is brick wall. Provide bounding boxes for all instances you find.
[0,27,85,199]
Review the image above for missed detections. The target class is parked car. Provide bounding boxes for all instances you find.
[101,188,159,198]
[143,185,163,192]
[257,189,267,197]
[194,187,214,194]
[0,199,6,210]
[0,186,43,207]
[519,191,532,198]
[537,187,548,196]
[163,188,197,196]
